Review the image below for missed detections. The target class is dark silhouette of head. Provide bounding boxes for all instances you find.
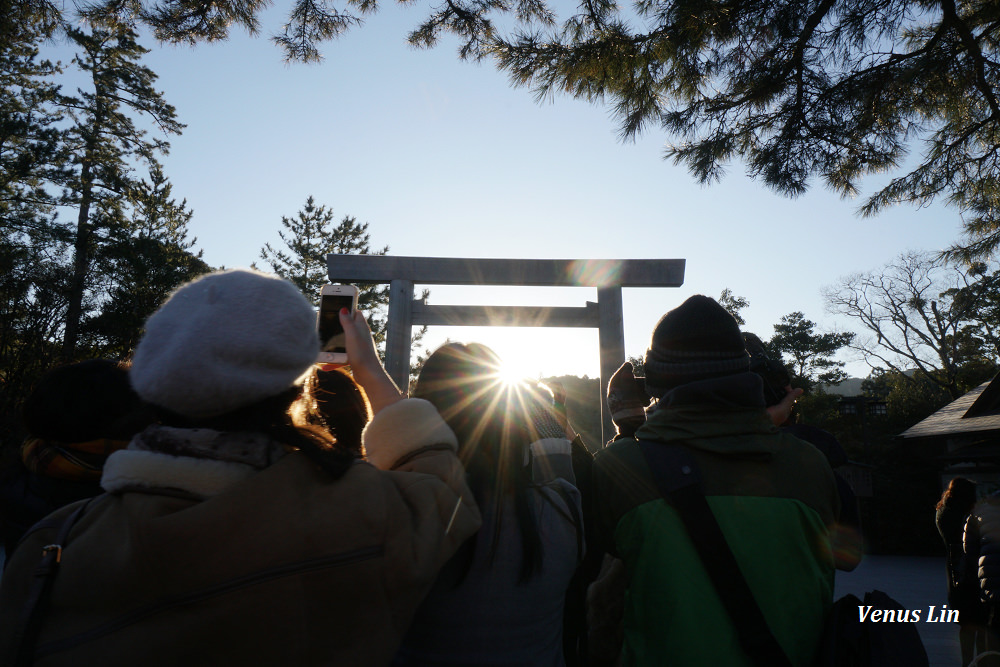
[310,367,370,456]
[412,342,547,580]
[644,295,751,397]
[22,359,150,442]
[937,477,977,512]
[413,343,509,456]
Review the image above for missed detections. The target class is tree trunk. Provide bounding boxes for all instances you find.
[61,160,93,360]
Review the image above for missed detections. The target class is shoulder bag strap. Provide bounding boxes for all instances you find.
[10,499,92,667]
[637,439,793,667]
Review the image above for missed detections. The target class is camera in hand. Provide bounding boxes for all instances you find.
[319,294,354,353]
[317,284,359,364]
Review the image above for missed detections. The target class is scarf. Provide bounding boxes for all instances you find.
[100,425,290,498]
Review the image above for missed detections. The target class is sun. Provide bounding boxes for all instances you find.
[496,358,538,387]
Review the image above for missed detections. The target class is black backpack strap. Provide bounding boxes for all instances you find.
[637,440,793,667]
[10,499,92,667]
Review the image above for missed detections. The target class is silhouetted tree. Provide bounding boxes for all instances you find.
[825,251,999,400]
[58,25,183,358]
[84,167,211,357]
[769,311,854,391]
[717,288,749,326]
[0,20,66,235]
[257,195,394,349]
[30,0,1000,258]
[0,25,202,451]
[0,223,71,450]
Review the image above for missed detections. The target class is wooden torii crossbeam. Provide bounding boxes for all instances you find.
[326,255,686,443]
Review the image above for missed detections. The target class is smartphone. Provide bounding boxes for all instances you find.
[317,284,359,364]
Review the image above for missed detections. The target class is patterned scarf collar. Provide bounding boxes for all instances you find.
[129,424,289,469]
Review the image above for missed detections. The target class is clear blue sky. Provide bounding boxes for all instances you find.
[49,7,967,380]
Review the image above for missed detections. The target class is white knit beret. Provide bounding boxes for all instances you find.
[130,269,319,419]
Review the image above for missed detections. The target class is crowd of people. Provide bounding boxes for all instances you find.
[0,268,864,666]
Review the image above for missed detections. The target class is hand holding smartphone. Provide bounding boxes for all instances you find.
[336,299,405,413]
[317,284,359,364]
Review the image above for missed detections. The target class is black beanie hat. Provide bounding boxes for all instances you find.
[644,295,751,397]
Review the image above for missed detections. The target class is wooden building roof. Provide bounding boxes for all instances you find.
[900,375,1000,440]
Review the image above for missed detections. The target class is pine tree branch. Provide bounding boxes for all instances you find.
[940,0,1000,118]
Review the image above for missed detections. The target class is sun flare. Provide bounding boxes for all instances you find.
[496,358,538,387]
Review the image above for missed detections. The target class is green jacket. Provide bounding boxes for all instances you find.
[592,374,838,667]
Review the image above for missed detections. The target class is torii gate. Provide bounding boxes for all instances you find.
[326,255,686,444]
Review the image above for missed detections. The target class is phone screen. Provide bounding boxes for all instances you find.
[319,294,355,352]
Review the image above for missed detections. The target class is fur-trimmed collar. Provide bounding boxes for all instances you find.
[101,425,288,499]
[102,398,459,496]
[130,424,288,468]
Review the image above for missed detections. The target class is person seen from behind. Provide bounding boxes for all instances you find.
[0,359,153,558]
[602,332,862,572]
[393,342,583,667]
[545,379,604,666]
[591,294,839,666]
[0,268,481,666]
[936,477,988,666]
[742,332,863,572]
[963,487,1000,666]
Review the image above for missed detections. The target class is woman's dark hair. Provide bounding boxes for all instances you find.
[412,342,544,581]
[307,367,371,456]
[22,359,152,442]
[154,382,358,480]
[937,477,977,512]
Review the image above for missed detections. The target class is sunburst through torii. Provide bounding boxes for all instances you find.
[324,255,686,444]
